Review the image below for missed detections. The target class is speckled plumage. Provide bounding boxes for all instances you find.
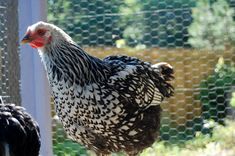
[32,22,174,156]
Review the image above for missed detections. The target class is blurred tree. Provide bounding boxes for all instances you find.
[48,0,122,46]
[199,57,235,124]
[48,0,196,47]
[117,0,145,47]
[141,0,195,47]
[231,92,235,108]
[119,0,195,48]
[188,0,235,50]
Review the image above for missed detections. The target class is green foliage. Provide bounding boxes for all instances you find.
[118,0,195,47]
[141,120,235,156]
[199,57,235,124]
[52,120,88,156]
[160,115,212,144]
[230,92,235,107]
[118,0,144,47]
[53,140,88,156]
[48,0,195,47]
[188,0,235,50]
[48,0,122,46]
[141,0,195,47]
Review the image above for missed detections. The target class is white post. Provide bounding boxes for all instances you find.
[18,0,53,156]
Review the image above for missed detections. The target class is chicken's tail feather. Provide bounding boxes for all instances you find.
[151,62,174,97]
[152,62,174,81]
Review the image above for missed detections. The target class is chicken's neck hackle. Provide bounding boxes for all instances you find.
[39,34,110,86]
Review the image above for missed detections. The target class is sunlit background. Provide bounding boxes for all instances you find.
[1,0,235,155]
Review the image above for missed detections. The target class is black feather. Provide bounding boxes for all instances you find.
[0,104,40,156]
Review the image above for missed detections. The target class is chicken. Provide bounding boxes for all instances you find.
[0,101,40,156]
[21,21,174,156]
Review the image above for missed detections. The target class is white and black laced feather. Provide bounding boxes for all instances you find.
[32,22,174,156]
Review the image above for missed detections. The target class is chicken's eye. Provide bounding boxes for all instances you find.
[37,29,46,36]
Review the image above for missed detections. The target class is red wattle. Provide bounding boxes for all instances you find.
[29,38,45,48]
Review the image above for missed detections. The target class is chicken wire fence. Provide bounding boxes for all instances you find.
[47,0,235,155]
[0,0,20,105]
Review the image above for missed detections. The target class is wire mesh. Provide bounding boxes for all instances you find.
[0,0,20,104]
[48,0,235,155]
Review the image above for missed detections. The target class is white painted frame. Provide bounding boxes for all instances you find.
[18,0,53,155]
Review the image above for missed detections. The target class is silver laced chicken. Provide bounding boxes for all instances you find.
[21,21,174,156]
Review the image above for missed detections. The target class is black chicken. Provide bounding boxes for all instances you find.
[0,102,40,156]
[21,21,174,156]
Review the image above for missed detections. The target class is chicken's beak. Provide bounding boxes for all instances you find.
[21,34,31,45]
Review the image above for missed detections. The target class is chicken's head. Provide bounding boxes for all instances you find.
[21,21,52,48]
